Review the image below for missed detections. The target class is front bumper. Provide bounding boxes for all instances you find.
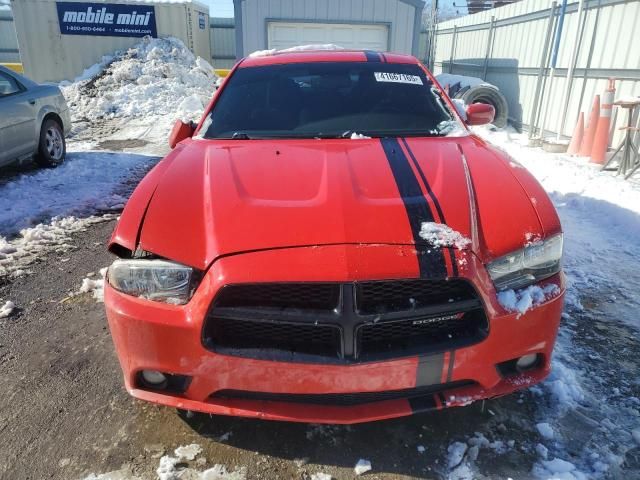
[104,245,565,424]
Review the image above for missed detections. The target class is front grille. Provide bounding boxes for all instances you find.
[215,283,340,311]
[209,317,341,358]
[210,380,475,407]
[357,310,487,360]
[356,279,478,314]
[202,279,488,363]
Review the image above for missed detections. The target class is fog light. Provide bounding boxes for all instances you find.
[516,354,538,371]
[141,370,168,388]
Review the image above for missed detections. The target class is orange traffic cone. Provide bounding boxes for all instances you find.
[591,78,616,164]
[567,112,584,156]
[579,95,600,156]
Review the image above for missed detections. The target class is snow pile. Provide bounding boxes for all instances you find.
[0,151,156,237]
[79,268,108,302]
[62,37,217,138]
[419,222,471,249]
[0,215,116,281]
[497,283,561,316]
[353,459,372,475]
[249,44,344,58]
[0,300,15,318]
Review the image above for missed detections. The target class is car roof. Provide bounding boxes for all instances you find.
[239,49,420,68]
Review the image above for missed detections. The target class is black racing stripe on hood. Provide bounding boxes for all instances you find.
[364,50,383,62]
[402,138,459,277]
[380,138,447,279]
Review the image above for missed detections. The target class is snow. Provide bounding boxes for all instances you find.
[353,459,372,475]
[310,474,332,480]
[79,268,107,302]
[0,215,116,281]
[534,458,587,480]
[474,125,640,479]
[0,300,15,318]
[419,222,471,249]
[436,73,493,90]
[497,284,561,316]
[451,98,467,120]
[85,444,245,480]
[248,44,345,58]
[536,423,555,440]
[350,132,372,139]
[447,442,468,469]
[417,445,426,453]
[0,151,156,237]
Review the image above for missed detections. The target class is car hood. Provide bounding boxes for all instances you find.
[111,136,560,271]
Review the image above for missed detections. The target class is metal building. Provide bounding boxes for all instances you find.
[232,0,425,59]
[10,0,211,82]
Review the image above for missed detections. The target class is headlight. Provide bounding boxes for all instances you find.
[107,259,197,304]
[487,234,563,291]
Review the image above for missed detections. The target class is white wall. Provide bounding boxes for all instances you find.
[236,0,421,57]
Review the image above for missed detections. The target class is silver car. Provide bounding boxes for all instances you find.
[0,65,71,168]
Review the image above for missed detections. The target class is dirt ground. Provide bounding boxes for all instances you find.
[2,152,640,480]
[0,215,550,480]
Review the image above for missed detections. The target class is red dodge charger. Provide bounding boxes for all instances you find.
[104,50,564,424]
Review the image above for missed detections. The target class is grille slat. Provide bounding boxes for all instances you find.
[211,380,475,406]
[203,280,487,363]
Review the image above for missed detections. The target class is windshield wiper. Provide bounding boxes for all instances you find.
[311,130,355,139]
[231,132,252,139]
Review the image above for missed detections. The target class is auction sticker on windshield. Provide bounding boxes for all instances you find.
[374,72,423,85]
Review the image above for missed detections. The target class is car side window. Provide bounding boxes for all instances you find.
[0,72,23,97]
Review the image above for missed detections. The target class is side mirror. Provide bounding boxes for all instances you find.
[169,120,196,149]
[465,103,495,126]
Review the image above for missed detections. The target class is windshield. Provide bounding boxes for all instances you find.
[202,62,461,139]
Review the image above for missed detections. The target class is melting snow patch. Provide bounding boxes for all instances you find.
[497,284,561,316]
[447,442,468,469]
[310,474,332,480]
[0,300,15,318]
[249,44,344,57]
[79,268,108,302]
[0,152,156,237]
[174,443,202,461]
[533,457,588,480]
[536,422,555,440]
[0,215,116,281]
[419,222,471,249]
[354,459,372,475]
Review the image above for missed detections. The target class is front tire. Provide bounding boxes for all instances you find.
[35,119,66,168]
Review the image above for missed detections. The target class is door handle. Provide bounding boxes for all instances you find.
[28,99,36,105]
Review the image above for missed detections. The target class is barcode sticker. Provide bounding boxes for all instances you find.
[374,72,423,85]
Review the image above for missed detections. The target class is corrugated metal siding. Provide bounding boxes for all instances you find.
[210,16,235,68]
[239,0,418,57]
[0,10,20,63]
[1,10,236,69]
[433,0,640,145]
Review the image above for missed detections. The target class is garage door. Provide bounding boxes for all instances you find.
[267,22,389,52]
